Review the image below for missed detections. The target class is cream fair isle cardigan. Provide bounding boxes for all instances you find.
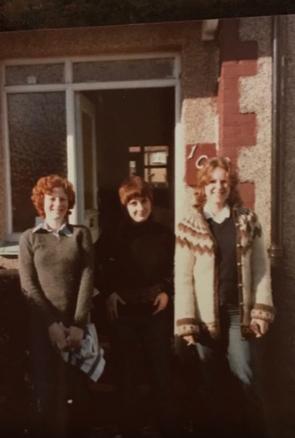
[174,205,275,339]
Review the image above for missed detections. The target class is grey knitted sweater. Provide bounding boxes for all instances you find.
[19,225,94,328]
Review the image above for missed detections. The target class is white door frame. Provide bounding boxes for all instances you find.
[74,92,98,223]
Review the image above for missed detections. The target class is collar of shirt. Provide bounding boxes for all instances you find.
[32,221,73,237]
[203,204,230,224]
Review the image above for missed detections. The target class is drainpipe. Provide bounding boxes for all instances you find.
[269,15,284,269]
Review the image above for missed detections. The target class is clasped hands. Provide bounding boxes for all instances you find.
[48,321,84,352]
[106,291,169,320]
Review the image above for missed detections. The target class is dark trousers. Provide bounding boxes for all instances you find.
[110,303,176,436]
[28,314,91,438]
[195,306,266,438]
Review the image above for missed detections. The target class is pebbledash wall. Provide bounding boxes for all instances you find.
[0,16,276,265]
[283,15,295,283]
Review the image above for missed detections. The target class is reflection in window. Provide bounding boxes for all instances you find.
[7,92,67,232]
[129,160,137,176]
[128,145,169,187]
[144,145,168,166]
[144,167,168,185]
[144,145,168,187]
[128,146,141,153]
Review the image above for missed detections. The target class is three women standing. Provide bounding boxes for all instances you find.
[175,156,274,437]
[19,175,94,437]
[18,159,274,437]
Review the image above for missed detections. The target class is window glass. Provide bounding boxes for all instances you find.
[5,63,65,86]
[144,167,168,186]
[7,92,67,232]
[144,145,168,166]
[73,58,175,82]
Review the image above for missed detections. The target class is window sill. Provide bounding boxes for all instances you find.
[0,242,19,256]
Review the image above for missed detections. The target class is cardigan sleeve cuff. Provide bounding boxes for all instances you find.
[176,318,199,337]
[251,304,275,323]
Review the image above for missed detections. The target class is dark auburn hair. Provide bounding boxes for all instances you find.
[31,174,75,218]
[118,175,153,206]
[195,156,242,208]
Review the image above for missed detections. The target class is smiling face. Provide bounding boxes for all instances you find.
[204,166,230,208]
[126,196,152,223]
[44,187,69,224]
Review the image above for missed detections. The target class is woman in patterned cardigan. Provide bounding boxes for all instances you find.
[175,156,274,437]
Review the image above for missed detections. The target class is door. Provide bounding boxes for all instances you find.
[75,92,99,242]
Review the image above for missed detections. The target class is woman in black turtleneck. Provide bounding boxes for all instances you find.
[95,176,176,438]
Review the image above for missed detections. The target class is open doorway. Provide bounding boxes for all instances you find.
[75,87,175,242]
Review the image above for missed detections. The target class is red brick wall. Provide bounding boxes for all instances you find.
[185,143,216,186]
[218,18,258,208]
[184,20,257,208]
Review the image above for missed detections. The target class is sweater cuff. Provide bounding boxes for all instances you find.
[73,314,90,329]
[251,304,275,323]
[176,318,199,337]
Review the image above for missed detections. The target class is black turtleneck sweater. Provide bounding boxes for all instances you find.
[95,214,175,303]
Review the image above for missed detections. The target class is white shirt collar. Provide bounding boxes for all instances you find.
[32,221,73,237]
[203,204,230,224]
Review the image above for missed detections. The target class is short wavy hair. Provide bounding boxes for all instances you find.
[195,156,242,208]
[118,175,153,206]
[31,174,76,218]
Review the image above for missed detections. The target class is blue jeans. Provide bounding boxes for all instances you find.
[195,306,266,437]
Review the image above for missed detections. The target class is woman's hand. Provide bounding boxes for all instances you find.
[153,292,169,315]
[183,334,197,346]
[106,292,126,320]
[250,318,269,338]
[48,322,67,350]
[65,326,84,350]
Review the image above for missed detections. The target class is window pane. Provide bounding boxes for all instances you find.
[73,58,175,82]
[5,63,64,85]
[144,167,168,186]
[7,92,67,232]
[144,145,168,166]
[129,160,137,176]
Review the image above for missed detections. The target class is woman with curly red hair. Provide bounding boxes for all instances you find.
[175,156,274,437]
[19,175,94,438]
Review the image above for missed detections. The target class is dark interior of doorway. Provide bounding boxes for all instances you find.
[83,87,175,234]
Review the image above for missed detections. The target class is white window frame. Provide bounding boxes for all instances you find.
[1,52,182,246]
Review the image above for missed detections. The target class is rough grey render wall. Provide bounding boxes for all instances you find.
[282,15,295,281]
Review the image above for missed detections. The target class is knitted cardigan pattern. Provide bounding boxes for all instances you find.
[174,205,274,339]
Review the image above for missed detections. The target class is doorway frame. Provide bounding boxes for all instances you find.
[2,52,182,243]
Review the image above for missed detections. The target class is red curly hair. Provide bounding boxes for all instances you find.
[31,175,75,218]
[195,156,242,208]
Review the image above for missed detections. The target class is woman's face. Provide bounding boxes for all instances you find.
[126,196,152,223]
[204,166,230,207]
[44,187,69,223]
